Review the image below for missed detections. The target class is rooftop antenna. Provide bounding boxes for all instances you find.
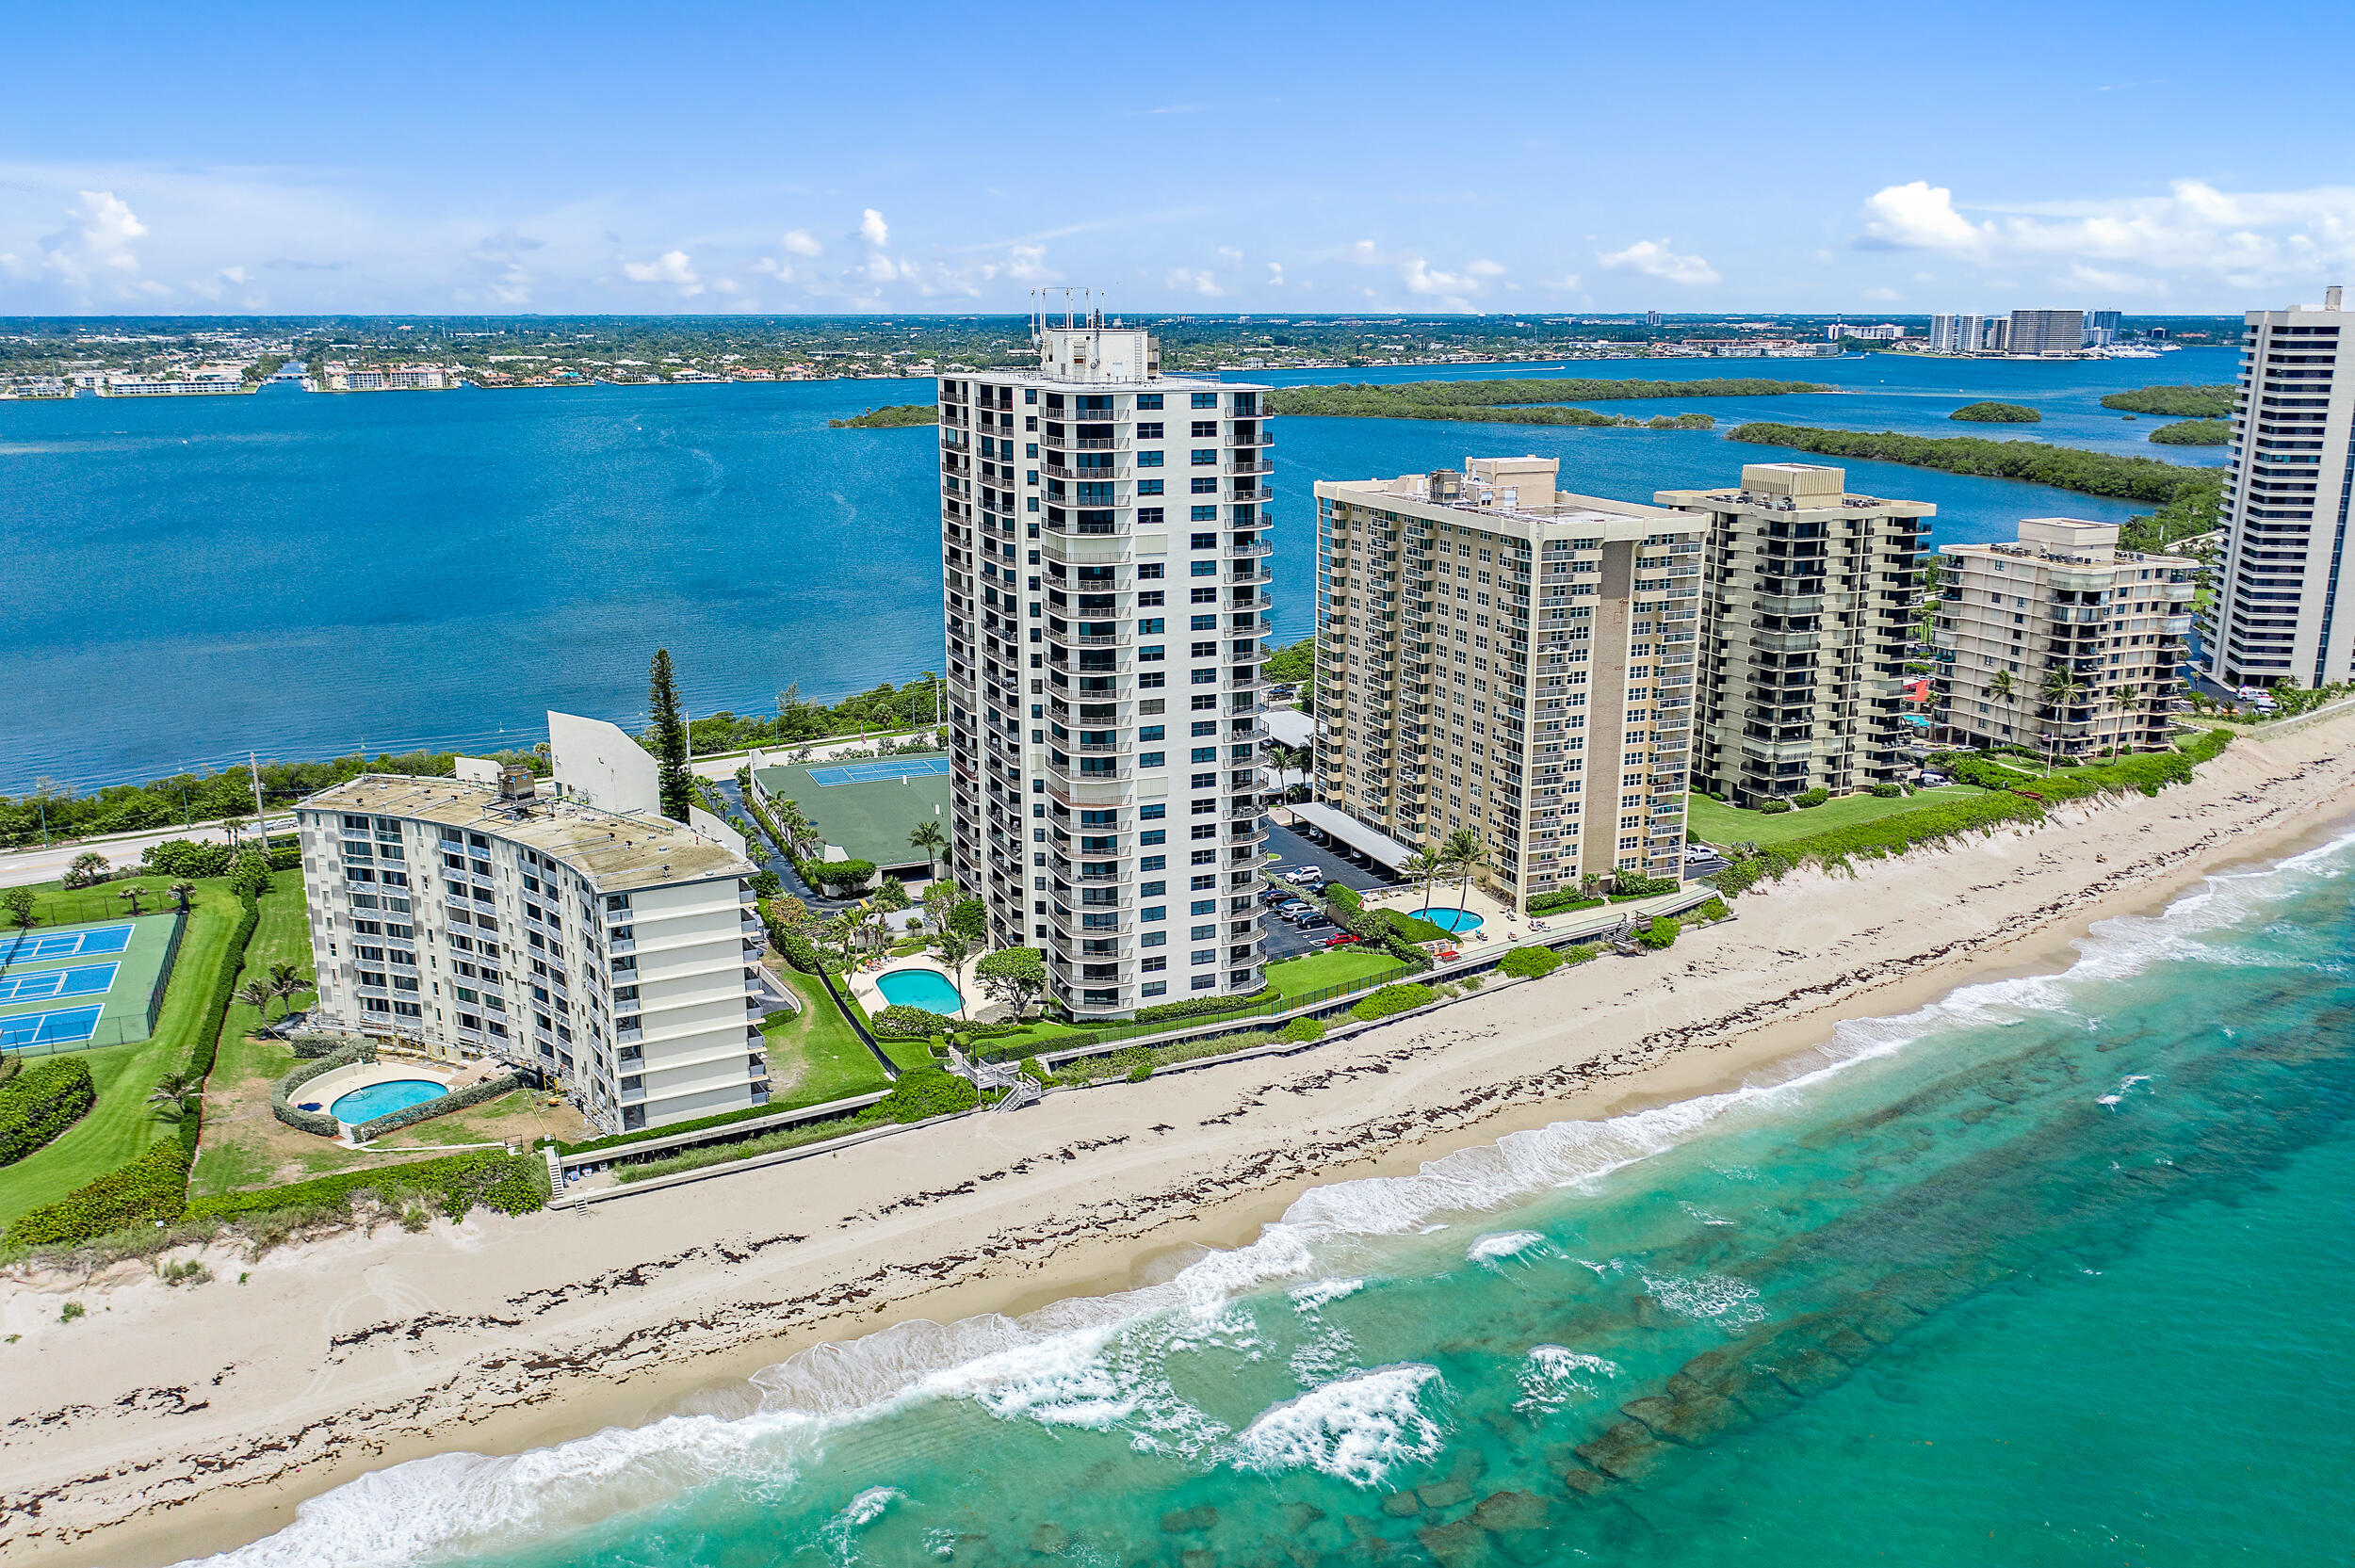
[1064,288,1075,329]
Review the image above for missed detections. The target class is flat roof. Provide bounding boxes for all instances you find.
[753,754,953,870]
[1290,801,1419,869]
[300,775,755,893]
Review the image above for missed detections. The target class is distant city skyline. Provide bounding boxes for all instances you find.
[4,0,2351,317]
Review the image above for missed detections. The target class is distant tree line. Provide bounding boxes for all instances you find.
[2148,419,2231,446]
[829,404,939,428]
[1948,401,2041,424]
[1270,377,1827,417]
[1726,423,2211,505]
[2100,384,2235,418]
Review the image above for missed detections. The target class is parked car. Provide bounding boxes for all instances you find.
[1283,866,1324,885]
[1322,932,1362,948]
[1296,920,1336,939]
[1277,900,1312,917]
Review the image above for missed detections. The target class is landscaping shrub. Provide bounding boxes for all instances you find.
[1277,1016,1326,1043]
[1795,788,1830,808]
[1499,946,1564,979]
[761,903,827,974]
[1132,987,1276,1025]
[267,842,302,872]
[1017,1057,1048,1085]
[7,1140,191,1247]
[1610,872,1681,897]
[874,1065,979,1122]
[186,1148,547,1223]
[271,1042,375,1136]
[226,849,272,900]
[1694,897,1731,922]
[1634,916,1681,951]
[1562,944,1600,966]
[1755,799,1793,814]
[1351,982,1437,1023]
[873,1004,953,1040]
[1127,1062,1153,1083]
[0,1058,96,1167]
[1326,884,1363,914]
[349,1071,527,1143]
[141,838,235,878]
[1868,783,1904,798]
[804,857,877,895]
[1526,889,1605,915]
[286,1032,371,1059]
[1380,909,1454,945]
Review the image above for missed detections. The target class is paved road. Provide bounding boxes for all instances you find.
[0,817,291,891]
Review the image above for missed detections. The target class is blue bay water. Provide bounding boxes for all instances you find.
[196,825,2355,1568]
[0,349,2233,792]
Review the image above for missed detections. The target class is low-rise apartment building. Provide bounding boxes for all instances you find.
[1657,463,1934,804]
[296,767,768,1134]
[1929,517,2196,754]
[1312,457,1703,908]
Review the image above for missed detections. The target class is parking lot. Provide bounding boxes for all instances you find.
[1259,820,1402,961]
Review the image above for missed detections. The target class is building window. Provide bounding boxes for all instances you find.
[1192,449,1216,465]
[1139,479,1164,494]
[1193,393,1218,409]
[1138,394,1162,410]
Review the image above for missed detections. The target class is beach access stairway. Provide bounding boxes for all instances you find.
[950,1048,1043,1113]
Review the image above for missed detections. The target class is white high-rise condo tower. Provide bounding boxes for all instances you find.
[938,306,1274,1018]
[2205,285,2355,689]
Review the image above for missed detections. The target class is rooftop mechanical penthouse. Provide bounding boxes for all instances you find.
[938,309,1275,1020]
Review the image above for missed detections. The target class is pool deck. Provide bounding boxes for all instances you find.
[848,953,994,1022]
[294,1054,507,1141]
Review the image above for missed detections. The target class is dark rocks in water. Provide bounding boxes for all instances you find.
[1470,1490,1551,1532]
[1181,1551,1216,1568]
[1623,1388,1751,1446]
[1418,1479,1474,1510]
[1557,1463,1614,1498]
[1160,1506,1219,1534]
[1818,1324,1877,1366]
[1415,1517,1488,1568]
[1759,1341,1849,1398]
[1843,1293,1917,1344]
[1281,1502,1327,1532]
[1029,1522,1069,1553]
[1631,1293,1673,1330]
[1447,1447,1490,1484]
[1575,1419,1673,1480]
[1382,1492,1422,1518]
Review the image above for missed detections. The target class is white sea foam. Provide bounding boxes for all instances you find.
[1643,1271,1767,1327]
[193,830,2355,1565]
[1223,1364,1448,1486]
[1467,1230,1549,1264]
[820,1486,902,1560]
[1514,1346,1620,1412]
[2097,1074,2153,1107]
[1288,1277,1366,1314]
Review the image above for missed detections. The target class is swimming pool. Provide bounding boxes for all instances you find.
[875,968,965,1013]
[329,1079,449,1123]
[1414,907,1486,934]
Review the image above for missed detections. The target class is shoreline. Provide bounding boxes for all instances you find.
[7,714,2355,1566]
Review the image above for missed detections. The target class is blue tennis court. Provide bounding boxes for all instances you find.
[0,962,120,1003]
[808,756,953,787]
[0,1005,104,1049]
[3,923,134,962]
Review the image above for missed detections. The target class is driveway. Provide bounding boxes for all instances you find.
[1262,821,1393,895]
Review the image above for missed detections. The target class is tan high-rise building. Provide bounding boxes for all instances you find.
[1656,464,1934,805]
[1931,518,2196,754]
[1312,458,1703,909]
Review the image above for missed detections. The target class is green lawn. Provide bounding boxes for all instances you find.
[1268,946,1406,998]
[0,880,244,1230]
[1686,784,1987,848]
[767,970,896,1103]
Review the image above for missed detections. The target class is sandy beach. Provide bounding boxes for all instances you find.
[6,710,2353,1567]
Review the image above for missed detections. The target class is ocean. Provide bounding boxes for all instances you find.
[193,825,2355,1568]
[0,348,2233,794]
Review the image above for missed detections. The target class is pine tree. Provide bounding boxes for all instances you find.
[649,648,694,822]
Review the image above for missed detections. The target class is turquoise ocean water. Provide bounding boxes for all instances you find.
[195,826,2355,1568]
[0,348,2231,790]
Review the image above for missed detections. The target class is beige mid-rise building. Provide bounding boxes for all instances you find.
[1312,458,1703,908]
[1656,463,1934,805]
[1930,518,2196,755]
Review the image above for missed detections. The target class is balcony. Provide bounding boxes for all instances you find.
[1226,541,1275,558]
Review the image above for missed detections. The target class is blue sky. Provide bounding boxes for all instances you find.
[5,0,2349,316]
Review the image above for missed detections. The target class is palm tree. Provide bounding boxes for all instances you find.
[930,928,974,1018]
[1988,668,2018,745]
[1401,846,1446,913]
[2038,667,2087,768]
[1439,827,1486,912]
[909,818,949,881]
[270,962,314,1017]
[169,881,196,913]
[773,800,816,856]
[235,978,278,1029]
[2107,685,2138,752]
[147,1073,198,1121]
[118,885,146,916]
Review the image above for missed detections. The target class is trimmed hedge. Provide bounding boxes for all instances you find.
[1351,982,1437,1023]
[287,1032,372,1059]
[1277,1016,1326,1043]
[7,1139,191,1247]
[1526,890,1605,915]
[186,1147,547,1223]
[349,1070,526,1143]
[875,1004,953,1040]
[560,1096,816,1157]
[1133,987,1276,1025]
[1499,946,1564,979]
[1609,872,1681,897]
[272,1042,376,1137]
[1326,884,1364,914]
[140,838,235,878]
[1381,909,1454,945]
[1868,783,1905,798]
[1755,799,1794,815]
[0,1058,97,1167]
[1561,944,1600,966]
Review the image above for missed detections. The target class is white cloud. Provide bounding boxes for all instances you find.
[1862,285,1900,301]
[1466,258,1506,278]
[1349,240,1500,307]
[1167,267,1224,298]
[1537,272,1581,292]
[622,249,703,295]
[782,228,822,256]
[1855,176,2355,288]
[1598,238,1720,285]
[1005,244,1055,283]
[1216,246,1243,266]
[41,189,148,293]
[1267,262,1285,285]
[859,208,889,248]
